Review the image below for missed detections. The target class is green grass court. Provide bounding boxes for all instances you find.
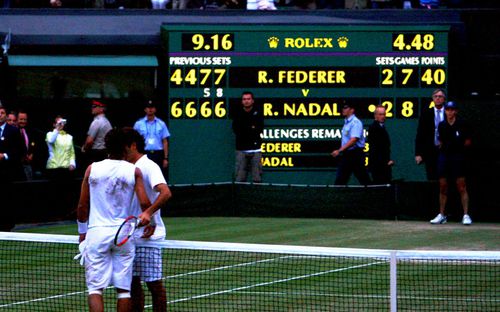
[1,218,499,311]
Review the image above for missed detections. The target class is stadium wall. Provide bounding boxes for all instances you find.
[1,9,499,224]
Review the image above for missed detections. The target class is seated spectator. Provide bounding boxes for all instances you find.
[419,0,439,8]
[247,0,277,9]
[345,0,367,9]
[152,0,169,8]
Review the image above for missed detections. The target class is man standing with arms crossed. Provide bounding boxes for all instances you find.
[123,127,172,312]
[77,128,159,312]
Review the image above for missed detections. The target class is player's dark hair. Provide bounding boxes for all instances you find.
[105,128,126,160]
[241,91,254,99]
[122,127,146,154]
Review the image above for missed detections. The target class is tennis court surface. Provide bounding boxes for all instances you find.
[1,232,499,311]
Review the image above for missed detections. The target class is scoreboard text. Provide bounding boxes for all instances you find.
[162,25,448,183]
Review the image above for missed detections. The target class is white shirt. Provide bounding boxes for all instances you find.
[88,159,137,228]
[132,155,167,241]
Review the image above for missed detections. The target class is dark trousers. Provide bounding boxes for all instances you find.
[370,164,392,185]
[0,181,15,231]
[335,148,371,185]
[424,146,440,181]
[235,151,262,183]
[46,168,77,219]
[146,150,165,170]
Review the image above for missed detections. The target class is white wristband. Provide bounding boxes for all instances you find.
[77,220,88,234]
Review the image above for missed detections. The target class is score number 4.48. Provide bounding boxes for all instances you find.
[392,33,435,51]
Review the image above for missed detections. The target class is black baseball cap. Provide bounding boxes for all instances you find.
[145,100,156,108]
[342,102,354,109]
[444,101,458,110]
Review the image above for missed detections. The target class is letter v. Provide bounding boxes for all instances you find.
[302,89,310,97]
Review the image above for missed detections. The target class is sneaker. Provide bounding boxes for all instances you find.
[430,213,447,224]
[462,214,472,225]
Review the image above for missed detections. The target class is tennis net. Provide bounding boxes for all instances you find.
[0,232,499,311]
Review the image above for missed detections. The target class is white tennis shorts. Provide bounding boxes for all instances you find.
[84,227,135,292]
[133,247,162,282]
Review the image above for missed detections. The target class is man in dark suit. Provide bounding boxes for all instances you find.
[368,105,394,184]
[17,110,44,180]
[0,103,25,231]
[415,89,446,180]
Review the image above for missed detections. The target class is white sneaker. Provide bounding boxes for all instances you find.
[462,214,472,225]
[430,213,447,224]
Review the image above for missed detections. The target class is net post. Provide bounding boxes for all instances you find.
[390,251,397,312]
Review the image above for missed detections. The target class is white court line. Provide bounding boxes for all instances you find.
[235,291,500,303]
[165,255,294,280]
[167,261,386,304]
[0,290,87,308]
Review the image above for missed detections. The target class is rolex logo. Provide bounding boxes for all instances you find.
[337,36,349,48]
[268,37,279,49]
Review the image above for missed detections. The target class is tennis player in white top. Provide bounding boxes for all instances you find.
[77,128,161,312]
[123,127,172,312]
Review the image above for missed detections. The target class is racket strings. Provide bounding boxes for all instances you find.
[116,219,138,245]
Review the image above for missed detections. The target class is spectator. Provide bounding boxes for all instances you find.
[367,105,394,184]
[345,0,367,9]
[152,0,169,8]
[6,110,17,127]
[430,101,472,225]
[17,110,42,181]
[415,88,446,180]
[50,0,62,6]
[0,103,25,231]
[82,100,112,166]
[218,0,244,9]
[247,0,277,9]
[46,115,77,217]
[419,0,439,8]
[331,103,371,185]
[46,115,76,177]
[133,100,170,171]
[231,91,264,183]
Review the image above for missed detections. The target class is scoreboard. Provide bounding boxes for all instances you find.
[161,25,449,184]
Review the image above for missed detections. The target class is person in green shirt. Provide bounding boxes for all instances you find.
[46,115,76,175]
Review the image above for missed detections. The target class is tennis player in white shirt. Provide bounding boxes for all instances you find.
[123,127,172,312]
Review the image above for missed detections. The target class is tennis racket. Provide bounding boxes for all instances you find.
[114,216,142,247]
